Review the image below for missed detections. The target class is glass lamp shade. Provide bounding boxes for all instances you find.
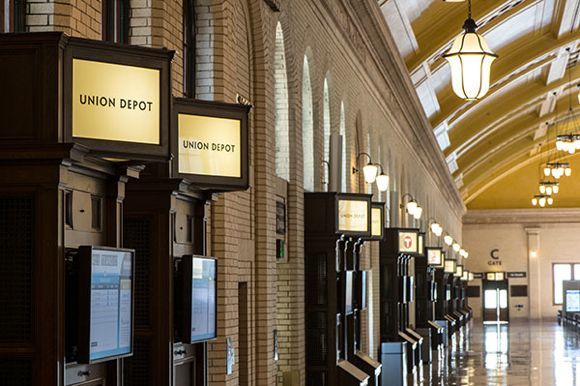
[539,185,546,194]
[406,200,418,215]
[413,206,423,220]
[553,184,559,194]
[531,197,538,206]
[548,197,554,205]
[376,174,389,192]
[464,251,469,259]
[452,243,461,252]
[544,167,551,177]
[363,163,379,184]
[565,167,572,177]
[444,235,453,246]
[444,19,497,101]
[539,197,546,207]
[430,222,443,237]
[546,186,553,196]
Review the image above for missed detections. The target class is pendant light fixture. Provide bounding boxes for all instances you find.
[538,181,559,195]
[531,194,554,207]
[444,0,497,101]
[555,60,580,154]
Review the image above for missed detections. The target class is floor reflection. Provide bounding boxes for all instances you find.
[413,321,580,386]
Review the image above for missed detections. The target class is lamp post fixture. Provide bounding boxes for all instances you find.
[352,152,378,184]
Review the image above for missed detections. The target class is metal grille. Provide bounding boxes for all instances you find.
[0,359,32,386]
[123,218,151,327]
[124,337,151,386]
[0,197,33,342]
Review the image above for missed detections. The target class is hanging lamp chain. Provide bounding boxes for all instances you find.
[468,0,472,19]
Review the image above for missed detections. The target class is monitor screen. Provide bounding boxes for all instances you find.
[189,257,217,343]
[566,290,580,313]
[345,271,354,315]
[78,246,134,363]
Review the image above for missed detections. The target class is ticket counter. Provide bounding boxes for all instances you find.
[0,32,172,386]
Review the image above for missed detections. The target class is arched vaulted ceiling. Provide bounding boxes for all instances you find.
[380,0,580,208]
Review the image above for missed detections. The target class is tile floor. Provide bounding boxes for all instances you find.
[413,321,580,385]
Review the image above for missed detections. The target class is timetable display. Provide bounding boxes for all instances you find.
[566,290,580,313]
[77,246,135,363]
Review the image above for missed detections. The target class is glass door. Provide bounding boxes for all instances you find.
[483,278,509,323]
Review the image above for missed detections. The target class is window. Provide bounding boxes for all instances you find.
[1,0,26,32]
[553,263,580,304]
[302,55,314,192]
[102,0,130,43]
[322,79,330,191]
[183,0,195,97]
[339,102,347,192]
[274,23,290,181]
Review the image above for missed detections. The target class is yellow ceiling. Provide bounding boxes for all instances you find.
[380,0,580,208]
[469,152,580,209]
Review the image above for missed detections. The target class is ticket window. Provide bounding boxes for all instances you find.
[483,278,509,323]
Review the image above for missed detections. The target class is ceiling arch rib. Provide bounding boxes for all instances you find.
[459,104,580,174]
[448,66,580,157]
[463,137,580,204]
[462,116,580,202]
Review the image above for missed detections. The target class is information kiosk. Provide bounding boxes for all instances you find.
[123,98,249,386]
[0,32,172,386]
[379,228,424,386]
[304,192,374,386]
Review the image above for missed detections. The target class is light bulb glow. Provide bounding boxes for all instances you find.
[548,197,554,205]
[444,235,453,246]
[452,243,460,252]
[532,197,538,206]
[363,163,379,184]
[413,206,423,220]
[444,19,497,100]
[539,185,546,194]
[406,200,418,215]
[376,174,389,192]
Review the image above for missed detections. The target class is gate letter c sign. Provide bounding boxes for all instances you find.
[490,249,500,260]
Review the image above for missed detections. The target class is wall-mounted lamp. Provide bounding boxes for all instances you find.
[352,152,378,184]
[428,218,443,237]
[443,234,453,246]
[452,242,461,252]
[401,193,423,220]
[459,248,469,258]
[375,165,390,192]
[530,250,537,258]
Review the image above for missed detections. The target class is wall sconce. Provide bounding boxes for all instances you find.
[459,248,469,258]
[530,250,537,258]
[443,234,454,246]
[401,193,423,220]
[452,242,461,252]
[375,164,389,192]
[352,152,378,184]
[428,218,443,237]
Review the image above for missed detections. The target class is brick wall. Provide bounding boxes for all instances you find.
[20,0,465,385]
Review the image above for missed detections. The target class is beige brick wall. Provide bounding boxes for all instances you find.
[21,0,465,385]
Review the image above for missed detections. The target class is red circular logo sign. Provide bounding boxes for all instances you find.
[404,235,413,249]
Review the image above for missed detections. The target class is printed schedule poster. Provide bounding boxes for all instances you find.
[90,249,133,361]
[191,258,217,342]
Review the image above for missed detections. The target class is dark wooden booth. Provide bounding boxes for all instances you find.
[304,192,381,386]
[0,32,172,386]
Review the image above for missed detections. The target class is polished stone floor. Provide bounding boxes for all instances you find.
[413,321,580,385]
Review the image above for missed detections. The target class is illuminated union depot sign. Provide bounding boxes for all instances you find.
[173,99,250,191]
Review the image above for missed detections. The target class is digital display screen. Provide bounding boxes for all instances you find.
[566,290,580,313]
[190,257,217,343]
[89,248,133,362]
[345,271,354,315]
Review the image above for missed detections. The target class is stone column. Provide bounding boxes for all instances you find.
[526,227,541,319]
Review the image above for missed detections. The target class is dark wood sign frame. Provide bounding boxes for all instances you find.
[365,202,385,241]
[426,247,444,268]
[172,98,251,191]
[335,193,373,238]
[76,246,136,364]
[63,37,173,161]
